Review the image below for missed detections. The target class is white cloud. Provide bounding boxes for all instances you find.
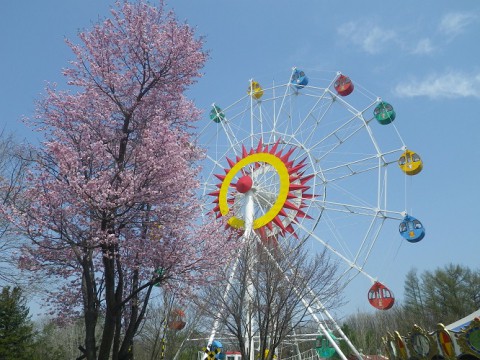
[410,38,435,55]
[337,13,478,56]
[337,22,396,54]
[438,12,478,38]
[394,71,480,99]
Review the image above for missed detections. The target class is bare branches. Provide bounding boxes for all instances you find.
[0,131,30,285]
[201,236,342,359]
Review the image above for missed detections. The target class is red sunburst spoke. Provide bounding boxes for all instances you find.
[208,139,315,239]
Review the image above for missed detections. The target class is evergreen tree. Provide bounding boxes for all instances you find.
[403,268,430,327]
[422,263,480,324]
[0,286,34,360]
[342,264,480,355]
[403,264,480,327]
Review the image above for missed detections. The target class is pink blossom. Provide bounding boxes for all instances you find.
[6,1,238,358]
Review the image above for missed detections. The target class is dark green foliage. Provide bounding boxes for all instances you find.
[343,264,480,356]
[404,264,480,327]
[0,286,34,360]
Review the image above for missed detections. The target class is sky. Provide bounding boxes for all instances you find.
[1,1,479,322]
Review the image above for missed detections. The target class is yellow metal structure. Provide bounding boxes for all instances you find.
[437,323,456,360]
[395,331,408,360]
[407,324,438,360]
[457,317,480,359]
[398,149,423,175]
[247,80,264,100]
[218,152,290,230]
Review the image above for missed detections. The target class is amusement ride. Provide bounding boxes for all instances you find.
[195,67,425,360]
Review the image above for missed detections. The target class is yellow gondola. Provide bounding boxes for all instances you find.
[398,149,423,175]
[247,80,264,100]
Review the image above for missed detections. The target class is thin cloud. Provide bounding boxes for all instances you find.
[410,38,435,55]
[394,71,480,99]
[439,12,478,38]
[337,21,396,54]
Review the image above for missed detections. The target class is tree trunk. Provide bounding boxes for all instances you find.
[98,244,118,360]
[82,256,99,360]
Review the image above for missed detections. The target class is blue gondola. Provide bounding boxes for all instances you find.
[399,215,425,243]
[211,340,225,360]
[290,68,308,89]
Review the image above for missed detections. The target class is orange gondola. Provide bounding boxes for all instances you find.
[368,281,395,310]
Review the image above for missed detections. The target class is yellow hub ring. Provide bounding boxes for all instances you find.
[219,152,291,229]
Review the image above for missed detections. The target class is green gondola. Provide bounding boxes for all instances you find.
[316,332,338,358]
[374,101,396,125]
[210,105,225,123]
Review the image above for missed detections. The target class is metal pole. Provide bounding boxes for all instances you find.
[244,191,256,360]
[252,234,361,360]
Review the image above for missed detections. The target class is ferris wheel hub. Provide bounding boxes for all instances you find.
[236,175,253,193]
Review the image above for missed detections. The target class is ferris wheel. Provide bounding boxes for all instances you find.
[196,67,424,358]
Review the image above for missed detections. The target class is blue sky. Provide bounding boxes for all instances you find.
[1,1,479,320]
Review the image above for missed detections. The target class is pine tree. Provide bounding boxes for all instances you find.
[0,287,34,360]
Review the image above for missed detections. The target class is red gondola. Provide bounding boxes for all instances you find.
[334,74,354,96]
[368,281,395,310]
[168,308,186,330]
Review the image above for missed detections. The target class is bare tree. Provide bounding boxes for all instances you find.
[201,235,342,359]
[135,292,203,360]
[342,310,400,356]
[31,317,88,359]
[0,130,30,285]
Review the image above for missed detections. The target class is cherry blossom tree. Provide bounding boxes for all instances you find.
[6,2,234,359]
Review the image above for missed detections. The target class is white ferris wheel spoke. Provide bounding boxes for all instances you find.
[199,68,420,353]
